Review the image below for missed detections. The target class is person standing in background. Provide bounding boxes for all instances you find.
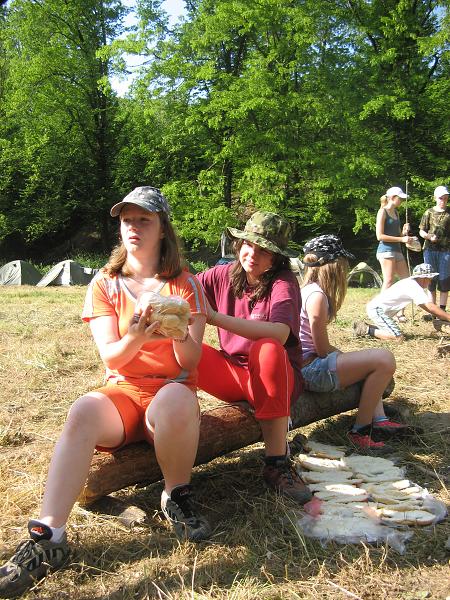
[419,185,450,313]
[375,186,415,322]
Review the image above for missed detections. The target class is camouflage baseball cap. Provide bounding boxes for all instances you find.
[110,186,170,217]
[227,211,294,257]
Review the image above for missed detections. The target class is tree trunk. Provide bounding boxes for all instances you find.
[78,380,393,505]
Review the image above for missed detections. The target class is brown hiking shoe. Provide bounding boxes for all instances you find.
[263,458,312,505]
[353,321,369,337]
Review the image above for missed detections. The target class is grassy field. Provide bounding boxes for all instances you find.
[0,285,448,600]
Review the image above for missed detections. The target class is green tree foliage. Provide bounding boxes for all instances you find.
[0,0,126,249]
[0,0,448,258]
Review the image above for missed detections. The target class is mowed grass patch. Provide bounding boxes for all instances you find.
[0,285,448,600]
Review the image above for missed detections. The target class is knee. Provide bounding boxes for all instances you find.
[152,385,199,429]
[375,349,396,374]
[64,394,99,436]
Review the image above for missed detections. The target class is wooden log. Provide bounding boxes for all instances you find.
[78,380,394,505]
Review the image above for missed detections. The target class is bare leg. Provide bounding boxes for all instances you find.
[145,383,200,494]
[259,416,289,456]
[372,328,404,342]
[336,349,396,426]
[378,257,396,290]
[439,290,448,308]
[39,393,125,527]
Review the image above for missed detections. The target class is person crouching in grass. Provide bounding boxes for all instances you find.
[353,263,450,342]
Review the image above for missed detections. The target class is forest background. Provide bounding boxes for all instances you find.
[0,0,448,267]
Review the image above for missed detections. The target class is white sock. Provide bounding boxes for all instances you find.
[48,524,66,542]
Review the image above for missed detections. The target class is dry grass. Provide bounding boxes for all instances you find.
[0,285,448,600]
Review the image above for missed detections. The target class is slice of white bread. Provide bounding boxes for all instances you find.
[355,468,404,482]
[376,500,422,512]
[308,481,363,492]
[380,509,435,526]
[343,455,396,474]
[315,484,369,503]
[297,454,349,472]
[304,441,346,460]
[301,470,361,484]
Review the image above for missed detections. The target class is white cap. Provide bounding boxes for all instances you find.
[434,185,449,199]
[386,186,407,199]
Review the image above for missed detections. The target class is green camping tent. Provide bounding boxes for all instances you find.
[0,260,42,285]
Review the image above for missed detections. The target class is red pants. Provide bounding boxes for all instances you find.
[197,338,294,420]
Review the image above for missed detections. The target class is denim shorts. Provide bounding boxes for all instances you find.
[301,351,341,393]
[376,251,404,261]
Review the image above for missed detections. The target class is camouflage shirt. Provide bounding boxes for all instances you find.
[420,207,450,251]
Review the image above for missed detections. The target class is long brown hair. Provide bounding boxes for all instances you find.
[301,255,348,321]
[104,211,183,279]
[230,239,291,303]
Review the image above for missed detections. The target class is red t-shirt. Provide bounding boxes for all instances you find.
[197,262,303,398]
[82,270,207,387]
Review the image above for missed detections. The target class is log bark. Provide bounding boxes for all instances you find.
[78,380,393,505]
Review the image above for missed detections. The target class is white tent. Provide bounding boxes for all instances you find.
[37,260,98,287]
[0,260,42,285]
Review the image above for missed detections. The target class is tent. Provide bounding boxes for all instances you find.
[37,260,98,287]
[347,262,382,288]
[0,260,42,285]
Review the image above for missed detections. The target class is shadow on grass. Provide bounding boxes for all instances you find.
[68,434,450,600]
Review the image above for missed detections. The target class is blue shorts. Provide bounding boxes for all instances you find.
[301,351,341,393]
[423,249,450,292]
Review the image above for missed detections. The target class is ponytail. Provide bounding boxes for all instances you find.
[380,194,388,207]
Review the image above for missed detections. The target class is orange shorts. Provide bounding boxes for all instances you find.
[93,380,196,453]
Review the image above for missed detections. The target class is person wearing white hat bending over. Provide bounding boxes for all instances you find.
[375,186,417,322]
[419,185,450,314]
[354,263,450,342]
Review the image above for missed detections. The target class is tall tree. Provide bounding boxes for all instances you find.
[0,0,126,252]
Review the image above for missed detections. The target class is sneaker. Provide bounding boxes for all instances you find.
[0,521,69,598]
[161,485,210,542]
[353,321,369,337]
[347,426,392,455]
[263,457,312,505]
[371,420,421,440]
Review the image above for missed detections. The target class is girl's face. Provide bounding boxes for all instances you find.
[436,194,448,210]
[120,204,164,256]
[239,240,274,284]
[391,195,403,208]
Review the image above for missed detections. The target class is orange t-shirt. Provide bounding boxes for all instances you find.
[82,270,207,387]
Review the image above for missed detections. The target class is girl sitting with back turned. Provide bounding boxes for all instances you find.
[299,234,408,454]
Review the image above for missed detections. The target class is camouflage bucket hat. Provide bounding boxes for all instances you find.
[227,211,294,257]
[110,186,170,217]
